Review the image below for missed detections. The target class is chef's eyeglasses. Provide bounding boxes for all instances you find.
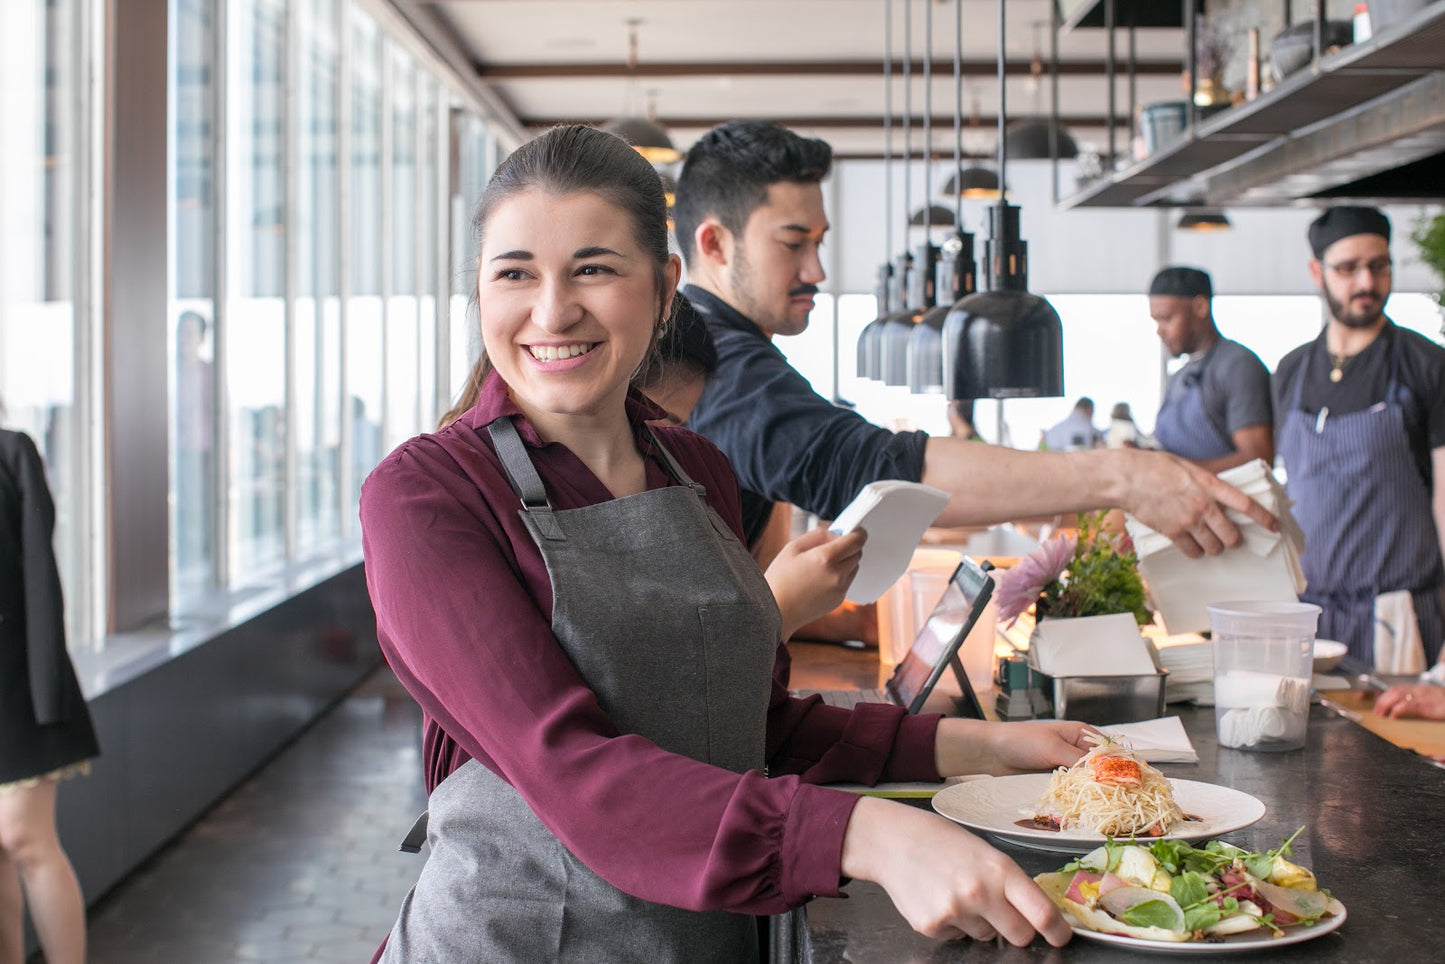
[1323,257,1392,279]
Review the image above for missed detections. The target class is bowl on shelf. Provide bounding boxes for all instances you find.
[1269,21,1354,83]
[1312,639,1348,673]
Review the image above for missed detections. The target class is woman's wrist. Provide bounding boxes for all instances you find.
[838,795,895,883]
[934,717,995,776]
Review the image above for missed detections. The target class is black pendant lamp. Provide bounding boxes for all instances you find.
[857,0,899,383]
[1004,119,1079,160]
[879,252,921,386]
[1177,210,1232,232]
[910,204,957,227]
[942,0,1063,402]
[908,0,979,394]
[603,23,681,165]
[856,263,892,381]
[877,0,922,388]
[942,165,1003,199]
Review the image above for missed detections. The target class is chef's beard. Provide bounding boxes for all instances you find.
[1323,284,1386,330]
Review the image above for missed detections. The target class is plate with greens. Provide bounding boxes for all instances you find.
[1034,832,1345,953]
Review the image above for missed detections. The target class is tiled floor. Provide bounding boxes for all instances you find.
[80,667,428,963]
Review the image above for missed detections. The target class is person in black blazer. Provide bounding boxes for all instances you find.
[0,426,97,964]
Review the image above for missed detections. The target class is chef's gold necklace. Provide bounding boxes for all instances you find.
[1328,350,1355,383]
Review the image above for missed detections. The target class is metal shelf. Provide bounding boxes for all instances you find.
[1059,1,1445,209]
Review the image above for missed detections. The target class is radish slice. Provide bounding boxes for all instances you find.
[1099,887,1187,933]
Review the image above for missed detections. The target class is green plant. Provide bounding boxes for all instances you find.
[1037,512,1152,626]
[1412,211,1445,309]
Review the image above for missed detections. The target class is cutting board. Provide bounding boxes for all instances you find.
[1321,690,1445,758]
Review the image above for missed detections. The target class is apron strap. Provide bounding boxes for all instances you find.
[487,418,566,541]
[399,810,429,854]
[643,425,738,540]
[643,425,706,498]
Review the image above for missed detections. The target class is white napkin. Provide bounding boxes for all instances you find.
[1213,670,1310,749]
[1100,716,1199,764]
[1125,460,1308,635]
[1214,670,1310,713]
[1218,705,1308,748]
[1375,589,1427,674]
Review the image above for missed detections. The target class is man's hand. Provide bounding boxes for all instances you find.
[1120,450,1278,558]
[1374,684,1445,720]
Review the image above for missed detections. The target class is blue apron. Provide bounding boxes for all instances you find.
[1277,330,1445,666]
[1154,349,1235,463]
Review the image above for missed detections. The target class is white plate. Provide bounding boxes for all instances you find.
[1065,902,1346,954]
[931,774,1266,853]
[1313,639,1348,672]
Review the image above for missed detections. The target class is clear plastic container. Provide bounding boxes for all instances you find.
[1208,601,1319,751]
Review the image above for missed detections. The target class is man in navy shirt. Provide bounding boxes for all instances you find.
[672,120,1274,555]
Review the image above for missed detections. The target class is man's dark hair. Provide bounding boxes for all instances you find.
[673,121,832,266]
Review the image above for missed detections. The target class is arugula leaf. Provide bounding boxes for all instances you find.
[1183,904,1222,932]
[1149,839,1193,874]
[1171,871,1210,909]
[1120,899,1182,930]
[1244,853,1275,879]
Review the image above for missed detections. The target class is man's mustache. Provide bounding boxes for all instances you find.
[789,284,819,298]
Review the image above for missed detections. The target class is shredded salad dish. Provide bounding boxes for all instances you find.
[1034,831,1345,945]
[1032,732,1185,838]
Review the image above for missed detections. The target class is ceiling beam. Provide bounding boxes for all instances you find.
[477,58,1183,79]
[518,114,1132,130]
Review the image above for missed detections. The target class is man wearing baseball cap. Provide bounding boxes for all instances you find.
[1273,206,1445,670]
[1147,266,1273,472]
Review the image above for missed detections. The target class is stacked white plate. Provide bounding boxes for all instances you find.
[1152,636,1215,704]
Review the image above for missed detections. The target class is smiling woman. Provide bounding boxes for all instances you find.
[361,124,1096,964]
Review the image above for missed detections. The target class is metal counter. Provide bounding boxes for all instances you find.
[782,700,1445,962]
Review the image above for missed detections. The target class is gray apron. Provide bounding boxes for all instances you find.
[1154,350,1235,463]
[1278,331,1445,666]
[382,415,782,963]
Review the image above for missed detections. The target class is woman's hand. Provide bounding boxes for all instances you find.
[1374,684,1445,719]
[764,526,866,640]
[935,719,1095,777]
[841,797,1072,947]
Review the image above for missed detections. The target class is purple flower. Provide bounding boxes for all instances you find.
[994,533,1076,624]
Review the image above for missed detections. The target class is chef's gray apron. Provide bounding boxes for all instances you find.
[1154,351,1235,463]
[381,415,782,963]
[1278,333,1445,666]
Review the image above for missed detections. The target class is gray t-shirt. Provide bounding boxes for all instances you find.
[1163,337,1272,442]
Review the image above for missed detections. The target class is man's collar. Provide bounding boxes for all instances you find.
[682,284,766,338]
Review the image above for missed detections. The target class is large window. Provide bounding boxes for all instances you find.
[171,0,219,602]
[345,7,384,525]
[385,44,420,452]
[0,0,88,641]
[449,109,492,404]
[294,0,342,554]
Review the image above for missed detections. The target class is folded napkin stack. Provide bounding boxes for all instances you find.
[1126,459,1307,635]
[1214,670,1310,748]
[1101,715,1199,763]
[1151,636,1215,704]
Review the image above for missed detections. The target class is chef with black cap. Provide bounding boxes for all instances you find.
[1148,266,1274,471]
[1273,206,1445,670]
